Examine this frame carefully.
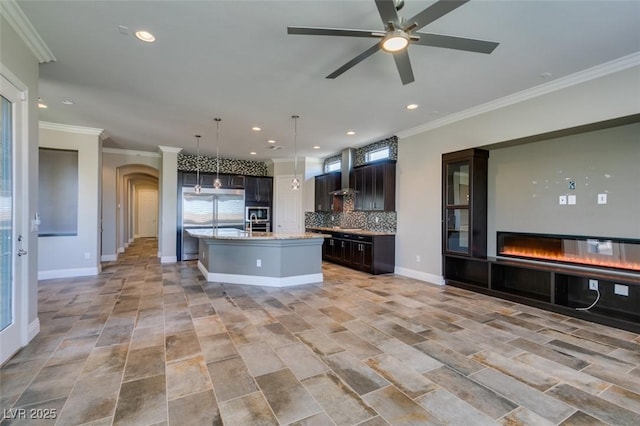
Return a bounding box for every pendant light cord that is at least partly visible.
[292,115,299,177]
[214,118,221,180]
[195,134,201,183]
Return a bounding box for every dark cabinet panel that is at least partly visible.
[180,172,245,189]
[314,172,341,212]
[246,176,273,203]
[442,149,488,258]
[317,231,394,275]
[352,161,395,211]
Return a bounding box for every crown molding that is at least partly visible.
[103,147,161,158]
[157,146,183,154]
[1,0,55,63]
[39,121,104,136]
[398,52,640,139]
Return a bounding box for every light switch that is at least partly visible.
[568,195,576,205]
[559,195,567,205]
[597,193,607,204]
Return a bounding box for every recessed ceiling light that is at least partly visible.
[134,30,155,43]
[346,131,355,136]
[38,102,48,109]
[61,100,74,105]
[312,146,320,149]
[406,104,419,110]
[250,151,257,155]
[252,127,261,132]
[267,139,276,144]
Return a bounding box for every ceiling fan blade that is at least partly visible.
[288,26,379,39]
[327,44,382,79]
[375,0,400,26]
[413,32,499,54]
[406,0,470,32]
[393,50,415,85]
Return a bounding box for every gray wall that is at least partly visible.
[487,122,640,256]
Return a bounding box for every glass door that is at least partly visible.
[0,76,23,365]
[445,161,470,254]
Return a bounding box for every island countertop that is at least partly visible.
[186,228,329,240]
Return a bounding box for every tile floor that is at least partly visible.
[1,237,640,425]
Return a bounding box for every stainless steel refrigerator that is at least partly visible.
[181,187,245,260]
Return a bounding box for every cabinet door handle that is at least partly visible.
[341,241,344,248]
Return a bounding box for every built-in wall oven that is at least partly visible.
[245,206,270,232]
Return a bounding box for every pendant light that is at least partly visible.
[291,114,300,190]
[194,134,202,194]
[213,118,222,189]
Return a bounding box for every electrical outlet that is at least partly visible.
[375,216,379,224]
[416,255,421,262]
[256,259,262,267]
[614,284,629,296]
[559,195,567,205]
[588,279,598,290]
[84,252,91,260]
[597,193,607,204]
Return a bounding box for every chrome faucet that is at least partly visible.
[249,213,258,234]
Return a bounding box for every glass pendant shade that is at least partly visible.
[291,177,300,190]
[213,178,222,189]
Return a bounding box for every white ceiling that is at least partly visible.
[16,0,640,161]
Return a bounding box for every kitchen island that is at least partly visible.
[186,228,328,287]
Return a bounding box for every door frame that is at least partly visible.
[0,70,30,365]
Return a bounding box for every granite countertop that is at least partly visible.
[306,226,396,236]
[186,228,329,240]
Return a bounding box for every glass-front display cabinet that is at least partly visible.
[442,149,489,257]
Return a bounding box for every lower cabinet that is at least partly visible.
[444,254,640,333]
[319,232,394,275]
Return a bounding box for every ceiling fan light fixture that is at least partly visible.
[381,30,409,52]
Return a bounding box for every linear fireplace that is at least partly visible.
[497,232,640,273]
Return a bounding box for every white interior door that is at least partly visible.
[274,175,303,233]
[1,75,25,365]
[137,189,158,237]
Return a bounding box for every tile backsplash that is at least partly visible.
[305,195,397,232]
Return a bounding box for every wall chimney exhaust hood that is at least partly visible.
[330,148,358,196]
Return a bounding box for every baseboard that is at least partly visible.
[124,242,129,248]
[394,267,444,286]
[157,251,162,258]
[117,247,125,253]
[38,267,99,280]
[129,237,134,243]
[160,256,177,264]
[101,254,118,262]
[198,261,322,287]
[27,318,40,342]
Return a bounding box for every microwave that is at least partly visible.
[246,206,270,222]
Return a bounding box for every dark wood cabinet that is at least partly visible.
[352,161,396,211]
[180,172,245,189]
[314,172,341,212]
[442,149,488,258]
[317,231,395,275]
[245,176,272,203]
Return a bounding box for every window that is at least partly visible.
[366,147,390,162]
[325,160,341,172]
[38,148,78,236]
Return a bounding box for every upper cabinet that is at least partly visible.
[245,176,273,204]
[180,172,245,189]
[314,172,341,212]
[352,160,396,211]
[442,148,488,258]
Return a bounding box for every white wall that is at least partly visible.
[395,64,640,285]
[38,124,103,278]
[1,14,41,326]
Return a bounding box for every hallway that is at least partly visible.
[1,238,640,425]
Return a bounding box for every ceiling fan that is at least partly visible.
[288,0,499,85]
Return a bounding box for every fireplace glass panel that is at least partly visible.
[497,232,640,272]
